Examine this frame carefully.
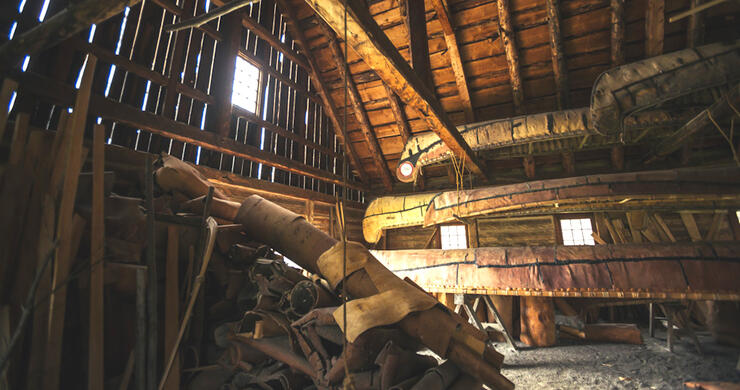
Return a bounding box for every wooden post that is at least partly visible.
[163,226,180,390]
[523,155,536,179]
[0,79,18,141]
[680,212,703,242]
[520,297,556,347]
[88,124,106,389]
[687,0,706,48]
[611,145,624,171]
[145,156,158,390]
[136,268,147,390]
[497,0,524,113]
[610,0,625,66]
[645,0,665,57]
[208,12,241,138]
[44,54,98,390]
[545,0,569,110]
[562,151,575,175]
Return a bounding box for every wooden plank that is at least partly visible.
[316,19,393,190]
[15,71,368,191]
[150,0,223,41]
[430,0,474,122]
[44,55,98,390]
[163,226,180,390]
[0,79,18,141]
[0,0,140,69]
[680,211,702,242]
[610,0,625,66]
[545,0,569,110]
[145,156,158,390]
[8,113,29,165]
[384,83,412,144]
[43,215,87,390]
[705,211,724,241]
[88,124,105,390]
[611,218,629,244]
[653,213,677,242]
[275,0,370,185]
[305,0,486,180]
[496,0,524,113]
[626,211,646,243]
[645,0,665,57]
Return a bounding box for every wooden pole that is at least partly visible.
[497,0,524,113]
[163,226,180,390]
[519,296,556,347]
[145,156,158,390]
[88,123,105,389]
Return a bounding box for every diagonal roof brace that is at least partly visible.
[303,0,488,182]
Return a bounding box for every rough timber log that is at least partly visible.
[370,242,740,300]
[303,0,486,180]
[365,166,740,244]
[177,193,511,389]
[520,297,555,347]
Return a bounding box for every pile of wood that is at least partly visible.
[0,66,512,388]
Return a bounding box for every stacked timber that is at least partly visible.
[0,104,513,390]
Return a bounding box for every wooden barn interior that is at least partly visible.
[1,0,740,388]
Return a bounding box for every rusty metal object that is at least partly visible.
[371,242,740,300]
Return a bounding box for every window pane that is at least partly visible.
[560,218,595,246]
[232,57,260,113]
[441,225,467,250]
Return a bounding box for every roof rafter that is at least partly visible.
[384,84,412,144]
[430,0,475,122]
[546,0,569,110]
[304,0,487,180]
[273,0,371,185]
[316,19,394,191]
[496,0,524,114]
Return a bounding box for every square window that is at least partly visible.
[232,56,260,113]
[440,225,467,250]
[560,218,595,246]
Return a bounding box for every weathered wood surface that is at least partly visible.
[371,242,740,300]
[304,0,486,179]
[363,166,740,243]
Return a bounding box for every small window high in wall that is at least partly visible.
[440,225,467,250]
[232,56,260,113]
[559,218,595,246]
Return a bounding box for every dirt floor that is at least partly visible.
[498,329,740,390]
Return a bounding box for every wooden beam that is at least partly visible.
[497,0,524,114]
[209,12,241,137]
[523,155,536,179]
[235,9,310,70]
[687,0,706,48]
[646,85,740,164]
[645,0,665,57]
[237,48,321,105]
[404,0,432,90]
[150,0,223,41]
[88,124,105,390]
[546,0,569,110]
[561,151,575,175]
[610,0,625,66]
[0,0,141,69]
[430,0,474,122]
[611,145,624,171]
[705,211,724,241]
[275,0,370,185]
[653,213,677,242]
[304,0,486,180]
[316,20,393,191]
[163,225,180,390]
[384,84,412,144]
[15,71,368,191]
[44,55,97,390]
[0,79,18,141]
[680,211,703,242]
